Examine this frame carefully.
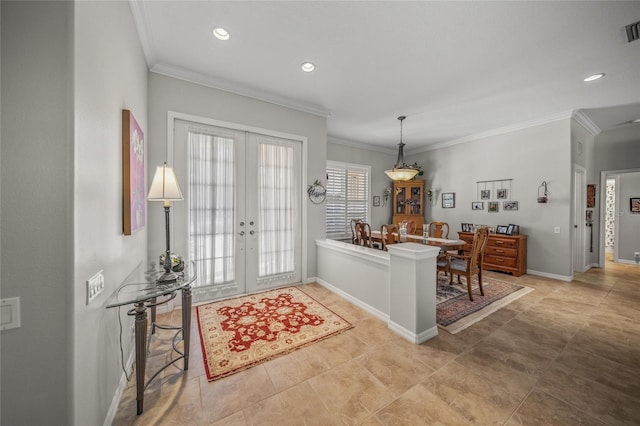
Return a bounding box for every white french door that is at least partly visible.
[173,120,302,301]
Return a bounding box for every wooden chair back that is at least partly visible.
[398,220,417,235]
[428,221,450,239]
[448,226,489,301]
[380,224,399,251]
[349,218,363,244]
[354,222,373,248]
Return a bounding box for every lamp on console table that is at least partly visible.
[148,162,183,283]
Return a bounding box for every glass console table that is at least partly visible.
[106,263,196,415]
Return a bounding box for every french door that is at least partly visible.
[173,120,302,301]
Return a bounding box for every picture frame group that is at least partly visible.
[496,224,518,235]
[461,223,474,232]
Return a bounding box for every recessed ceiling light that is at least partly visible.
[301,62,315,72]
[583,73,605,82]
[212,27,230,41]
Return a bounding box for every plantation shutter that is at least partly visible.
[325,161,370,237]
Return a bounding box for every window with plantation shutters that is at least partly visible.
[326,161,370,237]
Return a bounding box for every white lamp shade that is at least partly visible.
[148,164,184,201]
[385,168,420,181]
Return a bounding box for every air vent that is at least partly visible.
[626,20,640,43]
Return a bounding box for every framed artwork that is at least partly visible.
[587,184,596,208]
[472,202,484,210]
[481,189,490,200]
[488,201,499,212]
[442,192,455,208]
[496,225,509,234]
[373,195,381,207]
[122,109,145,235]
[503,201,519,211]
[506,224,516,235]
[461,223,474,232]
[631,197,640,213]
[497,189,507,199]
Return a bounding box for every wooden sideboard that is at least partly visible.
[458,232,527,277]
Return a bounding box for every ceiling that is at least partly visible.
[130,1,640,153]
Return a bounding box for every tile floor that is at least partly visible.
[113,259,640,425]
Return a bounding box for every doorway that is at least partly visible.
[172,119,303,302]
[573,165,588,273]
[604,178,617,263]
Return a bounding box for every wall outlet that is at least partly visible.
[86,270,105,305]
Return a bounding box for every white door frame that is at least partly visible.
[572,164,588,273]
[167,111,309,291]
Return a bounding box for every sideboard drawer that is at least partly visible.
[485,254,518,269]
[487,238,518,249]
[486,246,517,257]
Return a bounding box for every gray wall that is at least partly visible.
[407,119,573,278]
[617,172,640,261]
[592,124,640,264]
[327,141,396,230]
[73,1,149,425]
[1,2,73,424]
[147,73,327,279]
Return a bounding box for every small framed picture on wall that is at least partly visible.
[631,197,640,213]
[472,202,484,210]
[488,201,499,212]
[442,193,455,208]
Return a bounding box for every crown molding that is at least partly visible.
[128,0,157,68]
[151,64,332,118]
[572,110,601,136]
[327,136,397,155]
[407,110,576,155]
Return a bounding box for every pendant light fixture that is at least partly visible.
[385,116,419,181]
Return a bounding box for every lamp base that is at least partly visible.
[156,270,179,284]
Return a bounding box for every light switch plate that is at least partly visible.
[1,297,21,331]
[87,270,105,305]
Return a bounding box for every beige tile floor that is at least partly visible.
[114,258,640,425]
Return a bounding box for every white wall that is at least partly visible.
[592,124,640,265]
[327,141,396,229]
[407,119,573,278]
[147,73,327,279]
[73,2,149,425]
[1,2,73,424]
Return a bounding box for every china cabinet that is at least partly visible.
[392,180,425,232]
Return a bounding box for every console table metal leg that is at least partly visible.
[181,285,192,370]
[134,302,147,415]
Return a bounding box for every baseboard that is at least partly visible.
[103,346,134,426]
[526,269,573,282]
[616,259,640,265]
[302,276,317,284]
[312,277,389,323]
[388,321,438,344]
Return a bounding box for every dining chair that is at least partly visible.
[447,226,489,301]
[402,220,417,235]
[349,218,363,244]
[427,221,450,239]
[380,223,399,251]
[354,222,374,248]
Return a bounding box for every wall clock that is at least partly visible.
[307,179,327,204]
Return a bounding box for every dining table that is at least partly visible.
[370,230,466,251]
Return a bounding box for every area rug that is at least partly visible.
[196,286,352,381]
[437,275,533,334]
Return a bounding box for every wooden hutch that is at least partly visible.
[392,180,425,232]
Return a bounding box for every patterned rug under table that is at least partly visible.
[436,275,533,334]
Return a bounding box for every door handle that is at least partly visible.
[239,231,245,236]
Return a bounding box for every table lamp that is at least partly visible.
[148,162,183,283]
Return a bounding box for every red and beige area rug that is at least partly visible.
[196,286,352,381]
[437,275,533,334]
